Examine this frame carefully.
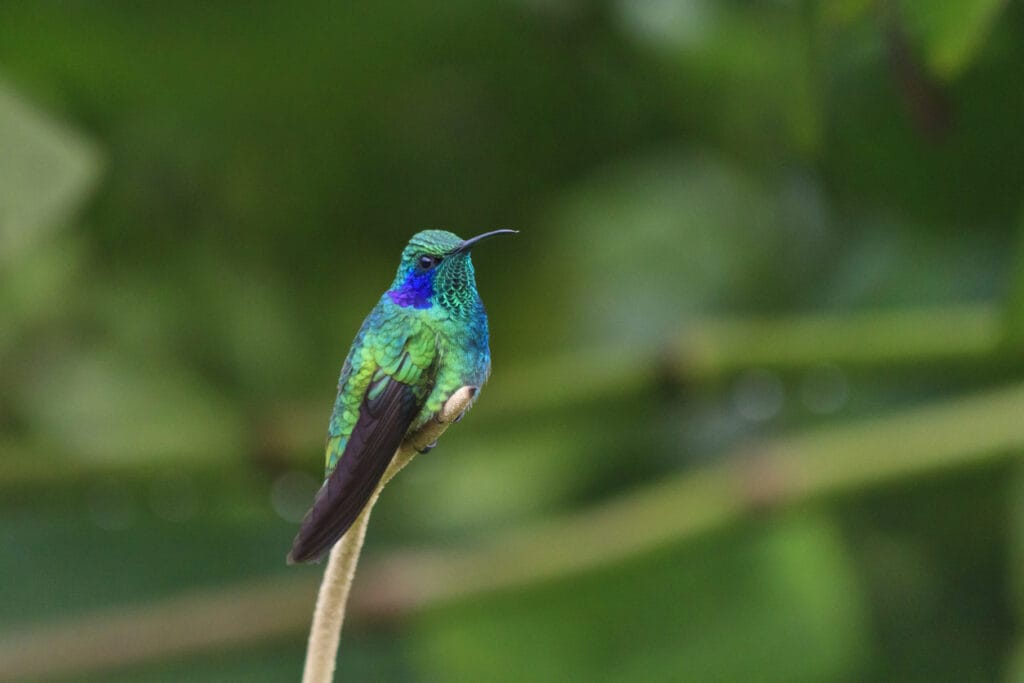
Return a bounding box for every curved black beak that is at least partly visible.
[450,229,518,255]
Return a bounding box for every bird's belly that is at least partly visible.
[412,334,490,431]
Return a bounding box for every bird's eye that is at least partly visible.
[418,254,440,270]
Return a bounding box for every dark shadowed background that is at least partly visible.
[3,1,1024,681]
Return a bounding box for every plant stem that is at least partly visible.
[299,386,479,683]
[352,379,1024,612]
[4,380,1024,682]
[491,304,1002,412]
[0,305,1004,488]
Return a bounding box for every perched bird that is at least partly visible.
[287,229,516,564]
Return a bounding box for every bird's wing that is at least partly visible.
[288,320,437,564]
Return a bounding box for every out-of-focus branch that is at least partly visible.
[882,3,951,139]
[354,378,1024,614]
[0,305,1003,487]
[668,304,999,381]
[0,576,317,683]
[262,304,1003,454]
[3,379,1024,682]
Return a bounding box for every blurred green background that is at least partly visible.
[3,0,1024,681]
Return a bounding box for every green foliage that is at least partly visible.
[1005,214,1024,349]
[1,0,1024,680]
[897,0,1008,78]
[0,78,100,262]
[413,512,869,683]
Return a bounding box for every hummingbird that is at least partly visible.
[287,229,517,564]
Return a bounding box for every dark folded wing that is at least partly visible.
[287,369,423,564]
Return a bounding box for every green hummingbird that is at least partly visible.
[287,229,517,564]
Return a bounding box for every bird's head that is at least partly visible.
[387,229,517,315]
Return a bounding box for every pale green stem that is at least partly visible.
[300,386,478,683]
[0,305,1005,487]
[491,304,1002,414]
[272,304,1006,453]
[352,379,1024,612]
[3,381,1024,682]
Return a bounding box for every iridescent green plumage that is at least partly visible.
[288,229,514,564]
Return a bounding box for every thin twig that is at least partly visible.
[300,385,479,683]
[4,381,1024,681]
[0,576,316,682]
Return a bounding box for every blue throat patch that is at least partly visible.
[388,269,434,309]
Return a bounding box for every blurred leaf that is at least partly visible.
[552,151,830,344]
[412,512,870,682]
[92,258,314,400]
[822,11,1024,227]
[616,0,821,157]
[16,349,245,465]
[820,0,874,27]
[843,462,1012,681]
[823,221,1005,307]
[0,234,85,355]
[0,76,101,263]
[898,0,1007,79]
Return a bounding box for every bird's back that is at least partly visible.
[324,299,440,475]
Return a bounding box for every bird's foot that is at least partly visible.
[433,386,478,424]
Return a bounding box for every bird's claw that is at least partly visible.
[433,386,478,424]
